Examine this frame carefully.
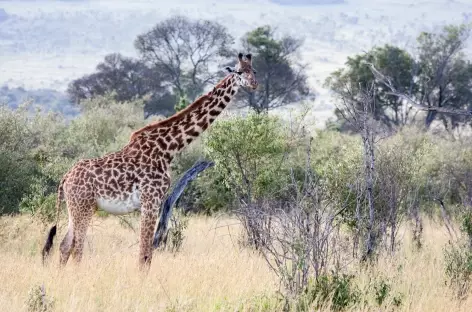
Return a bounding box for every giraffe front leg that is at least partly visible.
[138,199,160,270]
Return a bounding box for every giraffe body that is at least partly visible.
[42,53,258,269]
[96,186,141,215]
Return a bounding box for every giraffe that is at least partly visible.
[41,52,258,269]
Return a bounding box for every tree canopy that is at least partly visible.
[134,15,234,102]
[67,53,175,117]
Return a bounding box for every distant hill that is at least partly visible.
[271,0,345,4]
[0,85,79,117]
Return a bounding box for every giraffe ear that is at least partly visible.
[245,53,252,63]
[225,66,234,73]
[238,53,244,66]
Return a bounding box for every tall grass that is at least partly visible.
[0,214,471,311]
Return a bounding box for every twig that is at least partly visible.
[436,198,459,240]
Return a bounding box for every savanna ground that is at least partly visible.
[0,214,470,312]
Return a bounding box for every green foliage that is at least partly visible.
[204,113,288,203]
[461,212,472,246]
[171,143,234,215]
[309,130,362,225]
[134,15,234,102]
[245,25,285,59]
[19,177,57,225]
[174,92,189,112]
[0,150,39,215]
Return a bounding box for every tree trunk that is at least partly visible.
[362,110,376,260]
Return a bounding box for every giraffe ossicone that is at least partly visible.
[41,52,258,270]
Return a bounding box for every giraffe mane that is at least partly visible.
[129,74,233,142]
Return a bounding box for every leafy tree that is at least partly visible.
[67,53,175,117]
[237,25,311,113]
[134,15,234,102]
[325,45,415,131]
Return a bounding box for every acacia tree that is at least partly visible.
[134,15,234,102]
[67,53,174,117]
[237,25,311,113]
[327,24,472,131]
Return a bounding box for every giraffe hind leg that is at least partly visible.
[71,203,94,264]
[59,225,74,266]
[59,201,94,266]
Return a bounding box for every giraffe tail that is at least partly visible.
[41,178,65,264]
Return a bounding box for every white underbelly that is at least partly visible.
[96,188,141,215]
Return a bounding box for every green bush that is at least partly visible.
[0,95,149,216]
[204,113,288,204]
[60,94,149,158]
[309,130,362,226]
[19,177,57,225]
[0,103,42,215]
[0,150,38,215]
[170,141,234,215]
[297,273,360,311]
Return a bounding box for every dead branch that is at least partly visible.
[366,62,472,117]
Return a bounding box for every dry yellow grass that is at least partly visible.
[0,215,276,311]
[0,214,471,311]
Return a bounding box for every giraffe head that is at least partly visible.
[226,53,258,91]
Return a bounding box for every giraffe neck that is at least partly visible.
[127,74,240,159]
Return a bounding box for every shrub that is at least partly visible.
[298,273,360,311]
[60,94,149,158]
[19,177,57,226]
[444,210,472,299]
[0,96,150,216]
[0,150,39,215]
[26,285,55,312]
[0,103,41,215]
[204,112,288,203]
[171,141,234,215]
[167,211,189,253]
[444,242,472,299]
